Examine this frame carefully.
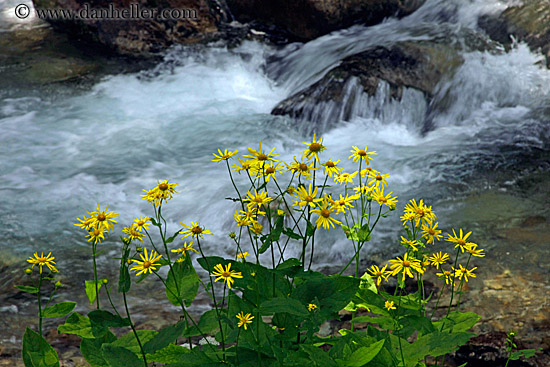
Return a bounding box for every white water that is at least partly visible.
[1,0,549,273]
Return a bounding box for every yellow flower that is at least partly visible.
[421,221,443,244]
[368,172,390,188]
[236,312,254,330]
[301,134,326,163]
[384,300,396,310]
[212,148,238,162]
[141,180,179,206]
[427,252,449,269]
[334,171,358,185]
[251,160,284,182]
[243,189,273,210]
[249,222,263,235]
[367,265,391,286]
[171,242,198,256]
[243,141,278,167]
[130,248,163,276]
[211,263,243,288]
[292,183,322,208]
[86,204,119,231]
[404,199,436,225]
[322,159,342,177]
[372,187,398,208]
[180,221,213,239]
[287,157,317,180]
[436,269,454,285]
[400,211,416,226]
[74,215,94,230]
[329,193,357,214]
[400,236,421,251]
[465,243,485,257]
[27,252,57,274]
[133,216,151,231]
[86,227,105,244]
[389,253,424,281]
[311,200,342,230]
[308,303,317,311]
[349,146,377,164]
[446,228,474,252]
[234,211,253,227]
[236,252,249,259]
[123,225,145,242]
[230,158,254,174]
[360,166,380,177]
[353,185,373,195]
[453,264,477,282]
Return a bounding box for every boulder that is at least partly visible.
[225,0,426,41]
[479,0,550,66]
[32,0,223,55]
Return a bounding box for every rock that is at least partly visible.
[271,41,462,132]
[32,0,222,56]
[479,0,550,66]
[225,0,426,41]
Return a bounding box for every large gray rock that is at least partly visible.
[32,0,223,55]
[225,0,426,41]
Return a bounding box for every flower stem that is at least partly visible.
[122,289,148,367]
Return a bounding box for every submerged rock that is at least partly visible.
[225,0,426,41]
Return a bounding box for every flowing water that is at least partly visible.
[1,0,549,349]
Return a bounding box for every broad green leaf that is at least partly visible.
[300,344,338,367]
[58,313,103,339]
[85,280,104,305]
[22,327,59,367]
[16,285,39,294]
[146,344,190,364]
[183,309,219,337]
[80,331,117,367]
[306,220,316,237]
[101,345,141,367]
[165,260,199,307]
[42,302,76,318]
[283,228,302,240]
[509,349,537,360]
[89,310,131,329]
[293,275,360,316]
[357,224,371,242]
[260,298,309,318]
[118,246,131,293]
[399,331,475,367]
[433,311,480,333]
[112,330,157,355]
[143,320,186,354]
[196,256,226,273]
[338,339,385,367]
[165,230,181,244]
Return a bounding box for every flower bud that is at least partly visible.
[228,232,236,239]
[55,281,62,288]
[25,268,33,275]
[136,247,143,253]
[102,278,109,284]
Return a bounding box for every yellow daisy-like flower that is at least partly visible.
[243,141,278,167]
[86,204,119,231]
[311,200,342,231]
[384,300,396,311]
[349,146,377,164]
[123,225,145,243]
[141,180,179,207]
[371,187,398,208]
[230,158,254,174]
[252,160,284,182]
[301,134,326,163]
[171,241,198,256]
[243,189,273,210]
[236,252,249,259]
[179,221,213,239]
[400,211,416,226]
[133,216,151,232]
[322,159,342,177]
[360,166,380,177]
[353,185,374,195]
[400,236,421,251]
[421,221,443,244]
[130,248,163,276]
[453,264,477,282]
[445,228,474,252]
[236,312,254,330]
[427,252,449,269]
[465,243,485,257]
[211,263,243,288]
[234,212,253,227]
[74,215,94,230]
[368,264,391,286]
[389,253,424,281]
[334,171,358,185]
[86,227,106,244]
[212,148,238,162]
[329,193,357,214]
[27,252,57,274]
[287,157,317,180]
[249,222,263,235]
[292,183,322,208]
[436,269,454,285]
[404,199,436,225]
[368,172,390,188]
[308,303,317,311]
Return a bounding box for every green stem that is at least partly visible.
[122,290,148,367]
[37,275,43,337]
[92,242,100,310]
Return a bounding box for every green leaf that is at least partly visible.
[165,230,181,244]
[283,228,302,240]
[300,344,338,367]
[260,298,309,318]
[112,330,157,355]
[293,275,360,316]
[357,224,371,242]
[196,256,226,273]
[16,285,39,294]
[509,349,537,360]
[89,310,131,329]
[118,247,131,293]
[433,312,480,333]
[166,260,199,307]
[143,320,186,354]
[100,345,141,367]
[338,339,385,367]
[22,327,60,367]
[58,313,100,339]
[306,220,316,237]
[42,302,76,318]
[146,344,190,364]
[85,280,104,306]
[80,331,117,367]
[183,309,219,337]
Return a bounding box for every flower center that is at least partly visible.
[258,153,267,161]
[339,200,346,206]
[93,229,101,236]
[358,150,367,156]
[402,260,411,267]
[416,208,424,216]
[444,271,451,276]
[376,174,382,181]
[222,271,231,278]
[143,261,151,268]
[299,163,308,171]
[326,161,335,167]
[428,228,435,235]
[253,196,263,203]
[321,209,331,218]
[137,220,145,226]
[158,183,169,191]
[305,195,313,202]
[458,239,465,246]
[192,226,203,234]
[97,214,106,222]
[309,142,322,152]
[379,196,387,203]
[265,167,275,174]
